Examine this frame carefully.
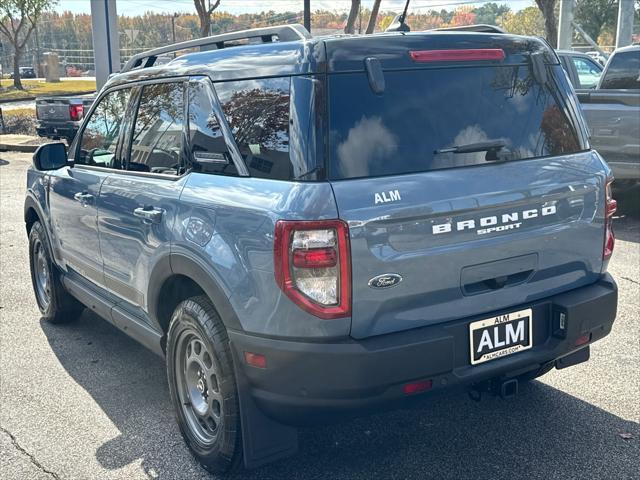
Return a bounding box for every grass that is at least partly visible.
[2,107,36,117]
[0,79,96,101]
[1,106,37,136]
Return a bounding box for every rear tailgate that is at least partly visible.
[36,97,72,121]
[324,33,609,339]
[331,153,607,339]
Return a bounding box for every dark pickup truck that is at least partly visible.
[35,94,95,143]
[576,45,640,188]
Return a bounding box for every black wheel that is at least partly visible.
[166,295,242,475]
[28,221,82,323]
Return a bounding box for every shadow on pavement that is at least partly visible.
[42,311,639,480]
[0,158,9,166]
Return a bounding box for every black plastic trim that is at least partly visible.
[230,274,617,425]
[147,253,244,332]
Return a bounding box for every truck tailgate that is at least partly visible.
[36,98,72,121]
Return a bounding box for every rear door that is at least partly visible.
[325,41,608,339]
[97,80,186,320]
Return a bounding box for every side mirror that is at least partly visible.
[33,142,68,171]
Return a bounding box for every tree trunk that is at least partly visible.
[13,51,23,90]
[345,0,361,34]
[366,0,382,34]
[199,12,210,37]
[535,0,558,47]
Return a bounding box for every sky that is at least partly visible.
[57,0,534,16]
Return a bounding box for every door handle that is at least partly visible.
[133,206,164,224]
[73,192,94,205]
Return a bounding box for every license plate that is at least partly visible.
[469,308,532,365]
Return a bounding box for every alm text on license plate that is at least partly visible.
[469,308,533,365]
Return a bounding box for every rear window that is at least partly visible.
[328,65,586,180]
[600,50,640,90]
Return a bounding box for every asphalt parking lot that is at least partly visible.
[1,151,638,480]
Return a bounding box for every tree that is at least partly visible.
[366,0,382,34]
[445,6,477,27]
[0,0,56,89]
[574,0,618,44]
[193,0,220,37]
[473,3,511,25]
[534,0,558,46]
[499,7,546,36]
[221,88,289,151]
[344,0,360,34]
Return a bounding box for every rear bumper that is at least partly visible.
[229,274,617,425]
[36,122,79,139]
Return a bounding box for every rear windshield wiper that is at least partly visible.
[435,140,506,155]
[435,140,510,162]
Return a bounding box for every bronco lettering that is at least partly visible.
[432,205,556,235]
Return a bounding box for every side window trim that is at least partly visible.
[71,85,133,166]
[193,76,249,176]
[180,79,190,175]
[118,85,143,172]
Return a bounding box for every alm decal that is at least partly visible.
[374,190,401,205]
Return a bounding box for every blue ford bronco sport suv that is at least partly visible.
[25,24,618,474]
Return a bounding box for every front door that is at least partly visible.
[48,87,132,286]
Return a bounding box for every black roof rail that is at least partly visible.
[432,24,506,34]
[121,24,311,73]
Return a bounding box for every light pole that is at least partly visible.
[557,0,574,49]
[90,0,121,89]
[616,0,635,48]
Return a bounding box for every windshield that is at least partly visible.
[328,64,587,180]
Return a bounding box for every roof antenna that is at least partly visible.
[385,0,411,32]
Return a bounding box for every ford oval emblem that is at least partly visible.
[368,273,403,289]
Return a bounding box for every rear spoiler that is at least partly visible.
[432,24,506,34]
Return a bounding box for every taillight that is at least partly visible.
[69,104,84,121]
[603,178,616,261]
[409,48,505,63]
[274,220,351,319]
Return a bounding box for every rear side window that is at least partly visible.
[571,56,602,89]
[129,82,185,175]
[215,78,292,180]
[328,65,586,180]
[187,79,234,175]
[600,50,640,89]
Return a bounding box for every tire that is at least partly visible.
[166,295,242,475]
[28,221,83,323]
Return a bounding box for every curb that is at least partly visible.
[0,143,38,153]
[0,90,96,104]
